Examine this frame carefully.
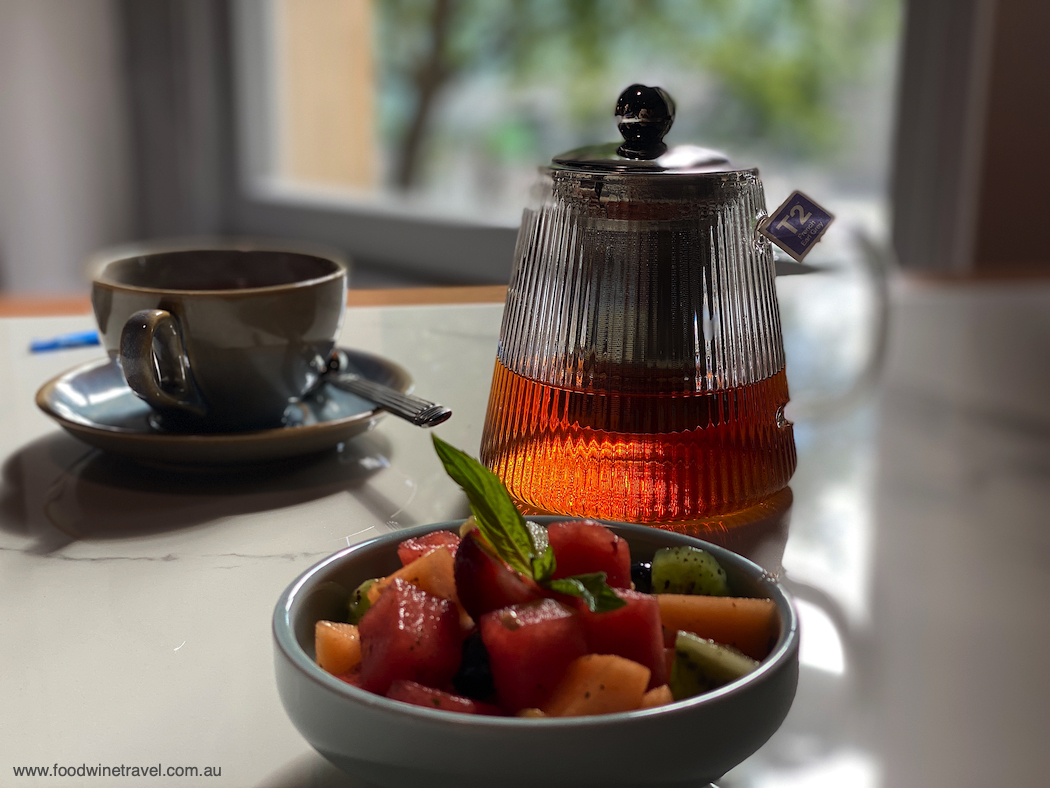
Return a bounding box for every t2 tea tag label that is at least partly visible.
[759,191,834,262]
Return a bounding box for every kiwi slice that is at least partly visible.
[650,546,730,596]
[346,578,377,624]
[669,631,759,700]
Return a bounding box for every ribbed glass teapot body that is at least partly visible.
[480,167,796,523]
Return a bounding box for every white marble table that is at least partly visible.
[1,279,1047,787]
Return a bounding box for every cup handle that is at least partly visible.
[119,309,207,418]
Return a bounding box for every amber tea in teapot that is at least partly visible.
[480,85,803,524]
[483,364,794,522]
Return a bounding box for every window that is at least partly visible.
[227,0,904,282]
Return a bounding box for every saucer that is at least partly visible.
[35,348,412,466]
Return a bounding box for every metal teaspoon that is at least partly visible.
[325,350,452,428]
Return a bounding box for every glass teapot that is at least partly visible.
[479,85,799,526]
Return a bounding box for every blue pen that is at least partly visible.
[29,329,101,353]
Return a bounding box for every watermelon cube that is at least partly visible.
[573,589,668,689]
[386,680,502,715]
[358,578,463,695]
[454,530,544,620]
[480,599,589,712]
[548,520,632,588]
[336,664,364,688]
[397,530,461,566]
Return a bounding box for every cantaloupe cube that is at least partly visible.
[368,547,458,604]
[314,621,362,675]
[541,654,650,717]
[640,684,674,709]
[657,594,779,661]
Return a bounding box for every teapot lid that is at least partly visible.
[551,84,737,173]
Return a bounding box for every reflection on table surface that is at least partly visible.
[0,278,1048,787]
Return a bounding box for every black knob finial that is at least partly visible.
[615,84,675,159]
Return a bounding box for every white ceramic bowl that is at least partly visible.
[273,518,799,788]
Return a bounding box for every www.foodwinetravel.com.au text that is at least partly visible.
[12,763,221,778]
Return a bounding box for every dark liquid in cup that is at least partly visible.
[481,360,796,522]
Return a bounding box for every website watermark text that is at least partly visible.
[12,763,221,778]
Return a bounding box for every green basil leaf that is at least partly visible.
[531,544,557,584]
[432,435,534,577]
[525,521,555,583]
[430,437,626,615]
[547,573,627,613]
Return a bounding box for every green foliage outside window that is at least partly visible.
[376,0,900,191]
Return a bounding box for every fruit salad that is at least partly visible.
[312,437,781,718]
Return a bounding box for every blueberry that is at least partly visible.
[631,561,653,594]
[452,631,495,701]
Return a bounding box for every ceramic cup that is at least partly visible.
[90,243,348,433]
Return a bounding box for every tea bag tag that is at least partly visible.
[759,191,834,262]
